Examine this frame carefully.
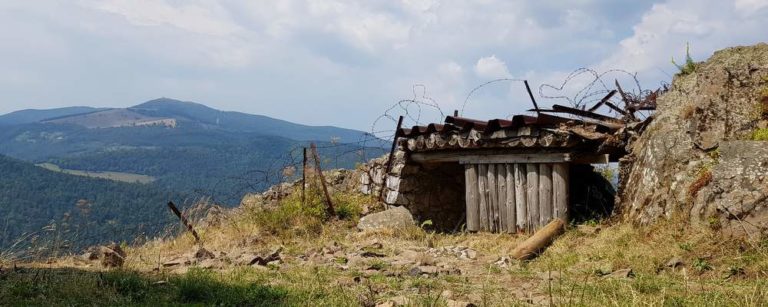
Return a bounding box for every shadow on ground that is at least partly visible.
[0,266,287,306]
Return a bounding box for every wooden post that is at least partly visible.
[487,164,498,232]
[539,164,553,226]
[465,165,479,232]
[497,165,507,233]
[478,164,489,231]
[310,143,335,217]
[167,201,200,244]
[526,164,539,231]
[514,164,527,232]
[302,147,307,206]
[553,163,569,222]
[505,164,516,233]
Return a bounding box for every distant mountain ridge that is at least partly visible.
[0,98,376,144]
[0,106,107,126]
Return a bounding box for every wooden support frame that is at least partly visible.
[410,150,609,164]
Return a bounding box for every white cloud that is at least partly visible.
[596,0,768,85]
[474,55,512,79]
[2,1,768,129]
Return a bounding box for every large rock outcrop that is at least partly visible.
[618,43,768,236]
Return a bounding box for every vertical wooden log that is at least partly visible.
[539,163,553,226]
[478,164,489,231]
[497,165,507,233]
[487,164,498,232]
[514,164,527,232]
[505,164,516,233]
[553,163,570,222]
[302,147,307,206]
[526,164,539,231]
[465,165,480,232]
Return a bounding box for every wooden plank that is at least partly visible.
[505,164,516,233]
[409,150,571,164]
[497,164,507,233]
[539,163,553,226]
[514,164,527,232]
[477,164,489,231]
[553,163,569,222]
[464,165,479,232]
[487,164,498,232]
[459,153,571,164]
[526,164,539,231]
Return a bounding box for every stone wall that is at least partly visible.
[359,146,466,230]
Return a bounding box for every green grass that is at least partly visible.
[751,128,768,141]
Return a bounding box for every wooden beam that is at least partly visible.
[487,164,498,232]
[497,165,507,233]
[526,164,539,232]
[478,164,489,231]
[514,164,527,232]
[464,165,479,232]
[505,164,517,233]
[553,163,569,222]
[410,151,572,164]
[538,164,553,226]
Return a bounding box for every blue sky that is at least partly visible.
[1,0,767,133]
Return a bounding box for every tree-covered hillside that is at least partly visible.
[0,155,182,251]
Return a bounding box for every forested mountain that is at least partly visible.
[0,98,385,205]
[0,154,181,250]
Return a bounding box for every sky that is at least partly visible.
[1,0,767,133]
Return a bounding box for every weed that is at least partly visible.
[678,242,693,252]
[672,43,697,76]
[692,258,712,273]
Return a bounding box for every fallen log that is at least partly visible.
[511,218,566,260]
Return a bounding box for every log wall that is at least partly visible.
[465,163,569,232]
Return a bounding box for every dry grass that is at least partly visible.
[6,187,768,306]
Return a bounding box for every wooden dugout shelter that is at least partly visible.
[395,113,624,233]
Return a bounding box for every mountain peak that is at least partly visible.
[132,98,213,110]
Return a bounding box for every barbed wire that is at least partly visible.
[1,67,666,261]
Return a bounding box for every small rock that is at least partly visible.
[494,256,511,268]
[441,290,453,299]
[605,268,634,279]
[99,243,127,268]
[360,251,386,258]
[665,257,684,268]
[163,257,191,267]
[460,249,477,260]
[408,265,439,276]
[446,299,476,307]
[194,247,216,260]
[357,206,415,231]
